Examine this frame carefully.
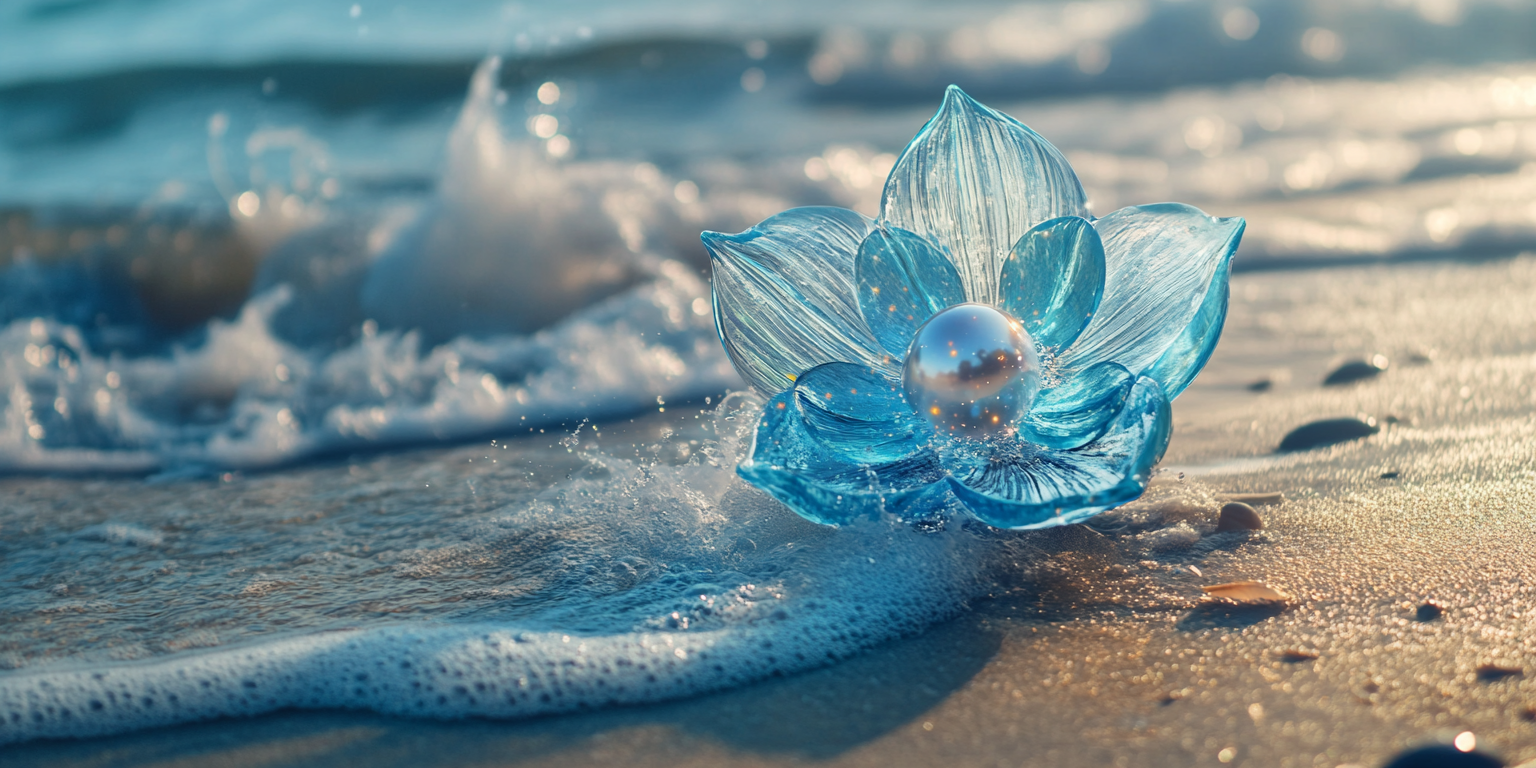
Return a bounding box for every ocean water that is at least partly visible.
[3,0,1536,745]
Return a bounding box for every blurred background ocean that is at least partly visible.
[3,0,1536,473]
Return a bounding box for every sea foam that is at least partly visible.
[0,58,741,474]
[0,398,1022,744]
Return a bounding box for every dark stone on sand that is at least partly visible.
[1381,471,1401,479]
[1247,378,1273,392]
[1323,358,1388,386]
[1415,602,1443,621]
[1279,649,1318,663]
[1277,417,1380,452]
[1215,502,1263,532]
[1476,664,1524,682]
[1382,745,1503,768]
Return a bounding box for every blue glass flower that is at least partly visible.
[702,87,1244,530]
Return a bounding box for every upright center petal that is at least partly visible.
[902,304,1041,435]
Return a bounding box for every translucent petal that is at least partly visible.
[794,362,915,464]
[1019,361,1133,450]
[1058,204,1243,380]
[704,207,886,395]
[881,86,1089,306]
[998,216,1105,351]
[855,226,966,358]
[1143,248,1233,400]
[945,376,1171,530]
[739,390,948,526]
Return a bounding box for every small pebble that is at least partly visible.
[1278,417,1379,452]
[1415,602,1443,621]
[1476,664,1524,682]
[1202,581,1287,605]
[1215,502,1263,532]
[1323,356,1388,386]
[1382,745,1502,768]
[1278,649,1319,663]
[1246,378,1273,392]
[1380,471,1401,479]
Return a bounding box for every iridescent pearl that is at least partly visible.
[902,303,1042,435]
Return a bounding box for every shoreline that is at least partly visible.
[5,253,1536,765]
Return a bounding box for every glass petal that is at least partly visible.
[704,206,886,395]
[794,362,915,464]
[998,216,1105,351]
[739,389,949,526]
[856,227,966,358]
[1019,361,1133,450]
[1058,204,1243,381]
[944,376,1171,530]
[881,86,1089,306]
[1143,246,1234,400]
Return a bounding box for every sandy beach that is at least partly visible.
[5,253,1535,767]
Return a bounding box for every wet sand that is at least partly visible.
[7,254,1536,767]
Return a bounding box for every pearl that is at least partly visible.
[902,304,1041,435]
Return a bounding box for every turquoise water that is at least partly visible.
[3,0,1536,744]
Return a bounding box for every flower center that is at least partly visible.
[901,304,1042,435]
